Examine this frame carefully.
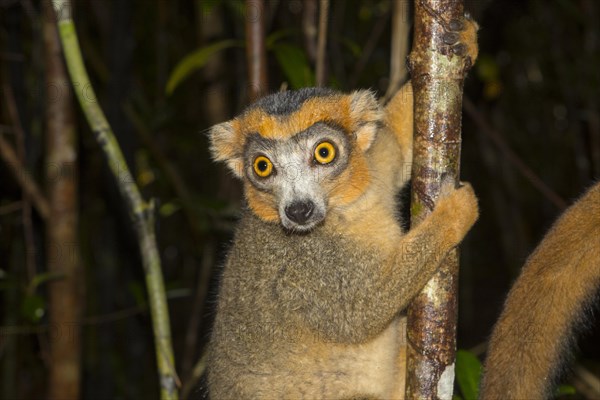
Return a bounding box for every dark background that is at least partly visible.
[0,0,598,398]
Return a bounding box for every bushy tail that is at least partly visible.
[481,182,600,400]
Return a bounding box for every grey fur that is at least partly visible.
[245,87,339,116]
[206,84,479,399]
[208,185,477,398]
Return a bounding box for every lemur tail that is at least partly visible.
[481,182,600,400]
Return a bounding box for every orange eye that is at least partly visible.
[314,141,336,164]
[253,156,273,177]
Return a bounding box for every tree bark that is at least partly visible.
[245,0,268,100]
[405,1,473,399]
[315,0,329,87]
[384,0,411,102]
[43,3,82,399]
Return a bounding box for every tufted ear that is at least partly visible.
[208,121,244,178]
[348,90,384,152]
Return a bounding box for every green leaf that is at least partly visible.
[555,384,576,397]
[266,29,295,49]
[28,272,65,293]
[271,43,315,89]
[199,0,223,16]
[159,201,181,218]
[338,36,362,58]
[224,0,245,19]
[21,294,46,323]
[476,54,500,83]
[166,39,239,95]
[128,281,147,308]
[455,349,482,400]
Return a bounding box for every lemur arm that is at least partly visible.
[274,181,478,344]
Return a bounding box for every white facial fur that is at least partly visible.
[244,123,350,232]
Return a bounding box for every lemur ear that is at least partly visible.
[348,90,384,152]
[208,121,244,178]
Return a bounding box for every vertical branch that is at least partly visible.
[384,0,411,102]
[3,84,37,281]
[245,0,268,100]
[302,0,318,65]
[315,0,329,86]
[406,0,473,399]
[348,11,390,88]
[180,241,215,400]
[50,1,179,399]
[42,3,82,399]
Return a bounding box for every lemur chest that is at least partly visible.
[248,316,406,399]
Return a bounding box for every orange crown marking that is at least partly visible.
[235,95,355,141]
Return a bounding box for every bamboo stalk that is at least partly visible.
[50,2,179,399]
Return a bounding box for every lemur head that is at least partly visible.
[209,88,383,232]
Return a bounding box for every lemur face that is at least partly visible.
[209,88,383,232]
[242,123,350,231]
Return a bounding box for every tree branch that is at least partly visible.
[0,133,50,220]
[406,0,474,398]
[384,0,411,102]
[315,0,329,86]
[463,96,567,210]
[51,1,179,398]
[43,2,83,398]
[245,0,268,100]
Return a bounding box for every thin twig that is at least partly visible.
[302,0,318,64]
[181,240,215,397]
[0,135,50,220]
[181,352,208,400]
[245,0,268,100]
[0,52,25,62]
[464,96,568,210]
[0,305,146,336]
[123,103,204,242]
[3,83,37,283]
[315,0,329,86]
[572,365,600,400]
[349,10,391,88]
[328,1,348,86]
[0,201,22,215]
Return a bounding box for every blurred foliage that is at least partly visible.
[454,349,578,400]
[166,39,240,95]
[271,42,315,88]
[455,349,482,400]
[0,0,599,398]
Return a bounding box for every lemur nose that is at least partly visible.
[285,201,315,225]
